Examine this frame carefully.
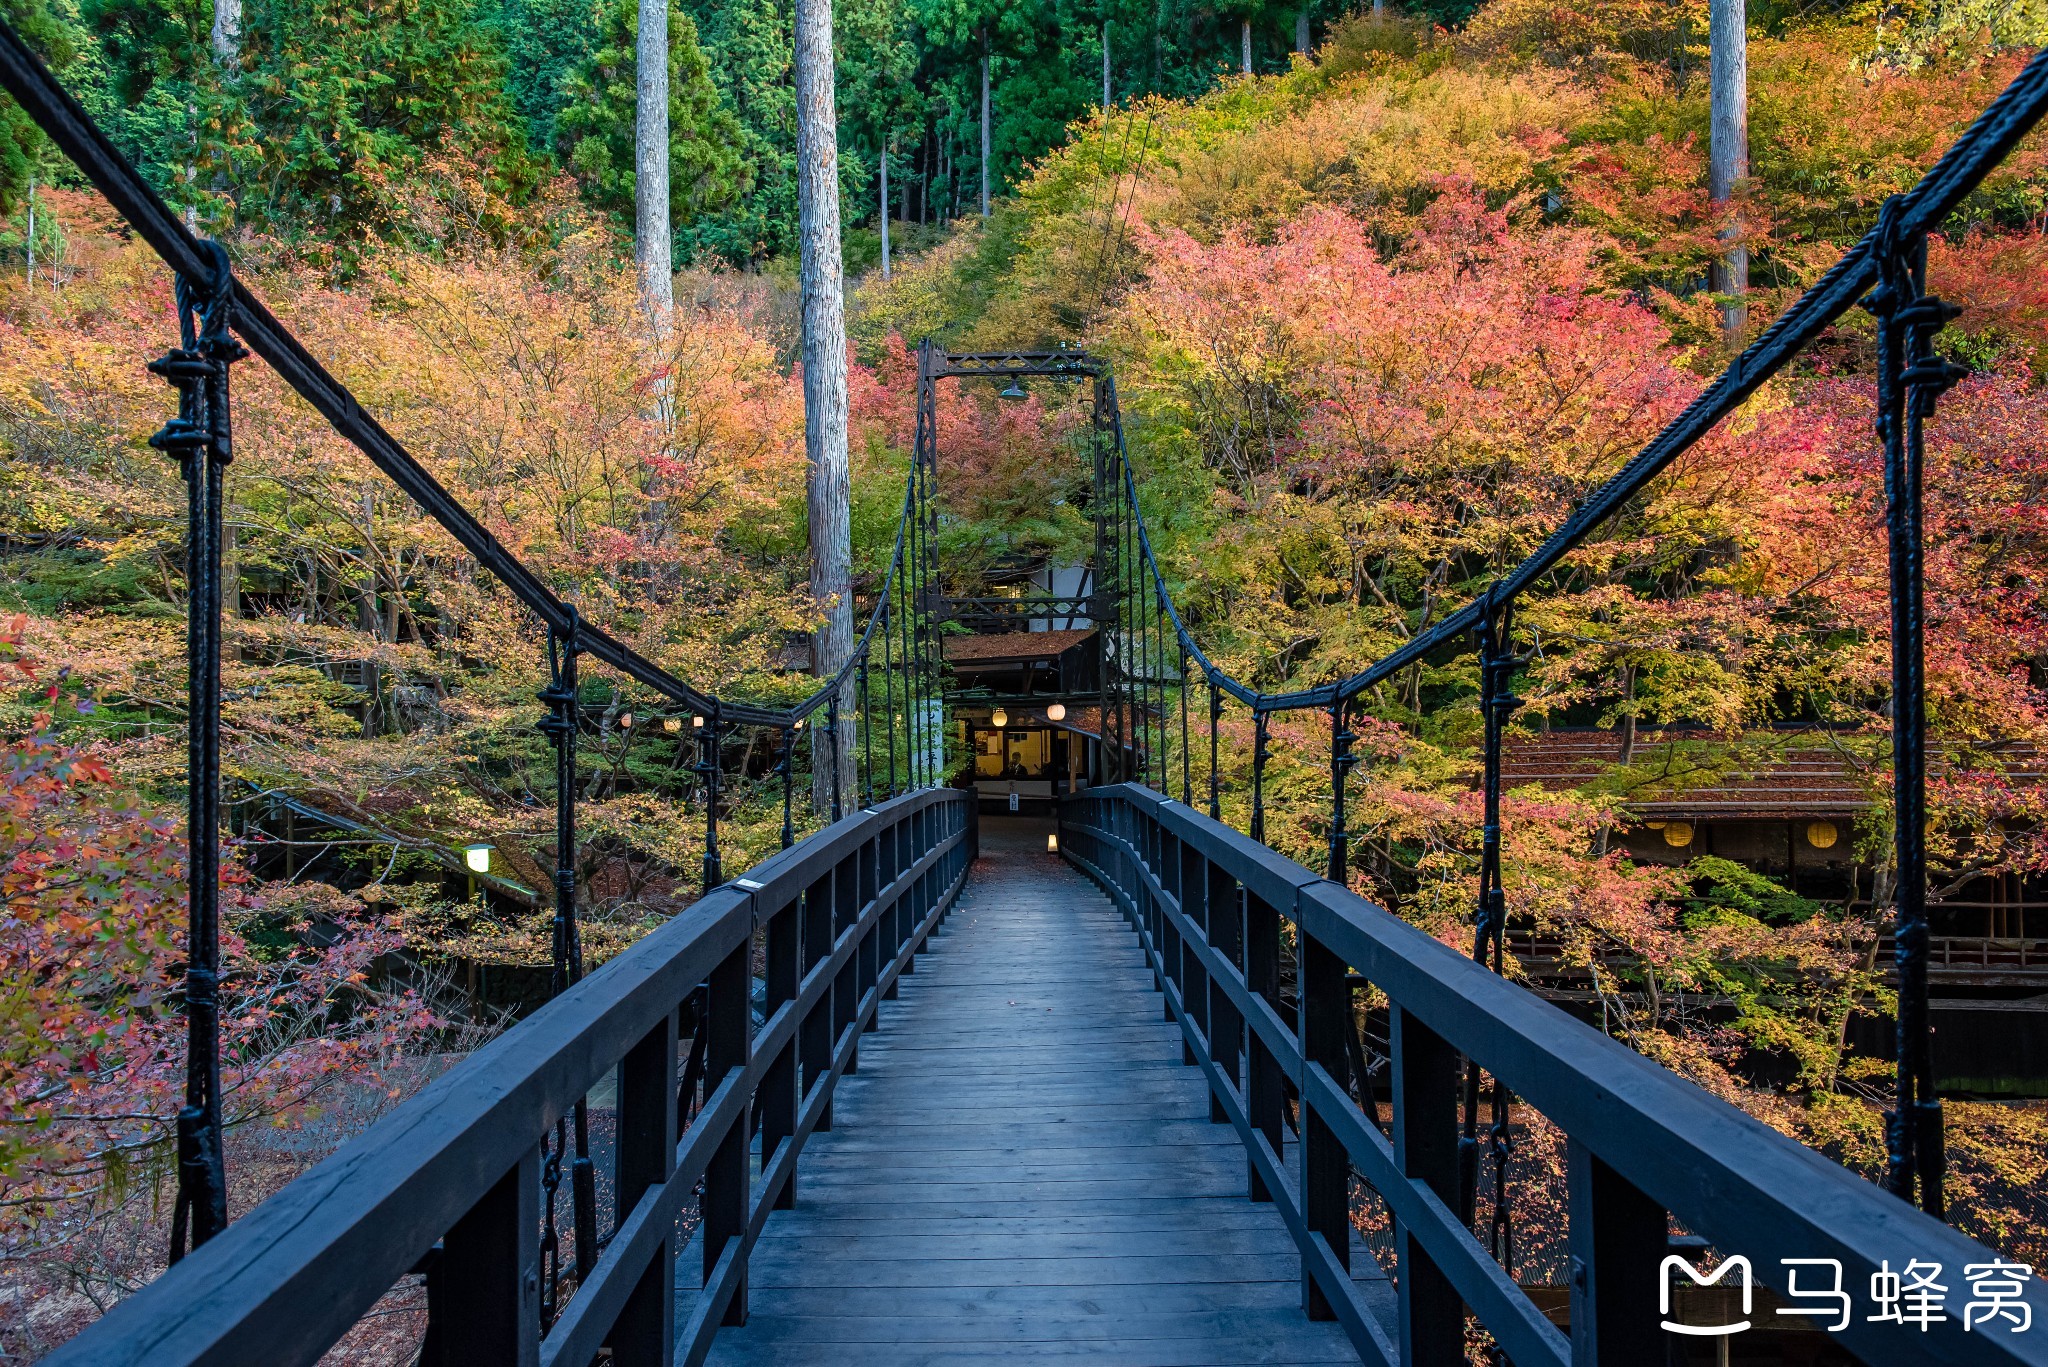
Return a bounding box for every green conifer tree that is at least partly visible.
[0,0,77,215]
[556,0,745,239]
[499,0,602,155]
[679,0,794,260]
[234,0,533,240]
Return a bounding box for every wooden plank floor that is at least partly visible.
[700,816,1362,1366]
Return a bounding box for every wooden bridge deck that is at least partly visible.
[699,817,1363,1366]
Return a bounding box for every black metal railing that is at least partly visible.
[1060,785,2048,1367]
[1084,49,2048,1237]
[48,788,974,1367]
[0,13,952,1324]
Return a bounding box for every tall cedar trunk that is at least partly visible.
[879,143,891,279]
[1241,19,1252,73]
[1709,0,1748,346]
[213,0,241,644]
[796,0,857,812]
[1295,9,1309,52]
[979,33,991,217]
[1102,21,1111,106]
[635,0,674,327]
[211,0,240,60]
[636,0,675,556]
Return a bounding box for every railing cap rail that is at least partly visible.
[1067,789,2048,1367]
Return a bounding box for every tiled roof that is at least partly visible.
[1503,729,2044,818]
[943,628,1095,663]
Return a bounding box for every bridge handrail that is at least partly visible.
[0,15,958,1279]
[47,789,976,1367]
[1088,44,2048,1225]
[1061,784,2048,1367]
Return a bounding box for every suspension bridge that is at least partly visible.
[6,18,2048,1367]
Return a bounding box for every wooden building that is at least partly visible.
[1503,728,2048,1094]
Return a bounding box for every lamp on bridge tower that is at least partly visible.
[999,378,1028,401]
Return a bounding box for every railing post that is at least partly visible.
[1463,597,1521,1267]
[1157,820,1181,1026]
[860,834,883,1019]
[1179,646,1193,804]
[1392,1004,1463,1366]
[881,828,909,994]
[1206,860,1241,1126]
[826,696,844,823]
[858,656,873,808]
[431,1146,540,1367]
[1177,836,1209,1064]
[1868,199,1961,1217]
[883,601,899,798]
[700,704,724,893]
[834,851,861,1072]
[609,1007,679,1366]
[1300,929,1350,1320]
[1566,1138,1667,1365]
[801,871,835,1132]
[702,938,750,1326]
[1250,710,1269,844]
[1328,700,1355,883]
[154,244,242,1263]
[760,893,801,1210]
[1208,683,1223,822]
[1244,888,1283,1202]
[535,616,596,1322]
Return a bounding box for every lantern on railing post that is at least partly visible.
[154,240,242,1265]
[1867,196,1964,1219]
